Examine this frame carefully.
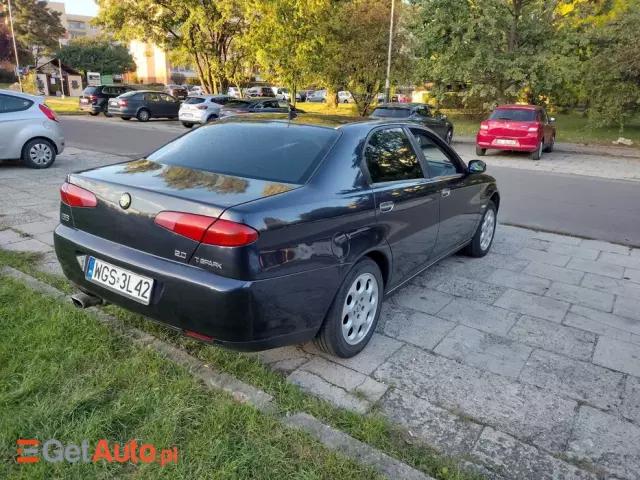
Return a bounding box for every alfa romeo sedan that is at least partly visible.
[54,115,499,358]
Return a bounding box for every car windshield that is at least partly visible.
[184,97,205,104]
[225,100,251,108]
[147,122,341,184]
[370,108,411,118]
[489,109,536,121]
[82,87,99,95]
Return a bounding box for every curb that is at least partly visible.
[1,265,435,480]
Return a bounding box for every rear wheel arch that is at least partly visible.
[363,250,390,291]
[23,136,58,154]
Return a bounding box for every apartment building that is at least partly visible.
[46,1,101,43]
[127,40,197,85]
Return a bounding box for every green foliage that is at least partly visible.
[581,1,640,129]
[55,36,136,75]
[1,0,66,66]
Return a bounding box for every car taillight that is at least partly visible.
[528,126,540,132]
[39,104,58,121]
[119,100,128,107]
[154,211,259,246]
[88,95,97,103]
[60,182,97,208]
[197,105,208,110]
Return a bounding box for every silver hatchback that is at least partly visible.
[0,90,65,169]
[178,95,231,128]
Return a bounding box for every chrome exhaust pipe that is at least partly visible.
[71,292,103,309]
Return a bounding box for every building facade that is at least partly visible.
[46,1,102,43]
[127,40,197,85]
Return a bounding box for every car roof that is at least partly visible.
[0,89,43,103]
[194,94,229,98]
[494,104,540,110]
[375,102,423,109]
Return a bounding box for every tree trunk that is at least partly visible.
[507,0,521,53]
[327,89,338,108]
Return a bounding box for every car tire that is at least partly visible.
[475,146,486,156]
[343,100,348,104]
[544,135,555,153]
[206,115,218,123]
[102,103,113,118]
[313,257,383,358]
[121,117,131,121]
[137,109,150,122]
[463,200,497,258]
[181,121,194,128]
[445,128,453,145]
[89,112,99,116]
[21,138,56,169]
[530,141,543,160]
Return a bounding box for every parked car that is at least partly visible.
[272,87,301,103]
[179,95,231,128]
[54,114,499,357]
[476,105,556,160]
[0,90,64,169]
[370,103,454,144]
[188,86,204,95]
[163,85,188,101]
[298,89,315,102]
[306,90,327,102]
[227,87,242,98]
[219,98,303,118]
[79,84,135,117]
[107,90,181,122]
[338,91,355,104]
[245,87,276,98]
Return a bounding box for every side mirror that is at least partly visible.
[549,117,555,123]
[468,159,486,174]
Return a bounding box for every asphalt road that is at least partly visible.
[59,117,640,246]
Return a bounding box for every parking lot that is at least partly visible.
[1,119,640,479]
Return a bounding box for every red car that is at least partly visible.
[476,105,556,160]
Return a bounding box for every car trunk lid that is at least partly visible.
[485,120,535,138]
[66,159,298,263]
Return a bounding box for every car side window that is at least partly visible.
[145,93,160,102]
[409,127,462,178]
[0,94,33,113]
[277,100,289,109]
[421,106,432,117]
[365,127,424,183]
[159,94,174,102]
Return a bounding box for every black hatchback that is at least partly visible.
[107,90,181,122]
[54,115,498,358]
[79,85,135,117]
[370,103,454,144]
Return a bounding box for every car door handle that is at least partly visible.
[379,201,394,213]
[441,189,451,198]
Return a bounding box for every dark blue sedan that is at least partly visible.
[54,114,499,358]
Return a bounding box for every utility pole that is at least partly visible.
[6,0,23,92]
[384,0,395,103]
[58,39,65,98]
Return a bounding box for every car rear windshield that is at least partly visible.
[147,122,341,184]
[119,91,139,98]
[82,87,99,95]
[370,108,410,118]
[225,100,251,108]
[489,109,536,121]
[184,97,205,104]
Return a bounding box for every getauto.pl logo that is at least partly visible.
[16,439,178,466]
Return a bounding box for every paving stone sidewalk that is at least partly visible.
[2,147,640,479]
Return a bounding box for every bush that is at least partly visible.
[0,69,17,83]
[186,77,200,86]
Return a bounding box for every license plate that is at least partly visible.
[109,100,118,106]
[80,99,89,104]
[496,139,517,145]
[182,113,192,117]
[85,257,154,305]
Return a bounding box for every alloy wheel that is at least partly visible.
[480,209,495,251]
[341,273,379,345]
[29,143,53,165]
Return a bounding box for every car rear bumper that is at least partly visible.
[107,107,137,117]
[179,111,207,124]
[54,224,342,351]
[79,103,100,113]
[476,132,540,152]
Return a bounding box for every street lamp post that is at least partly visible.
[384,0,395,103]
[6,0,23,92]
[58,39,65,98]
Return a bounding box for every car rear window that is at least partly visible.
[370,108,410,118]
[489,109,536,121]
[184,97,205,104]
[82,87,99,95]
[147,122,341,184]
[225,100,251,108]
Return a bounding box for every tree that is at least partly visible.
[2,0,66,67]
[409,0,579,112]
[95,0,250,94]
[243,0,330,104]
[55,36,136,75]
[315,0,410,115]
[0,24,16,63]
[581,1,640,128]
[170,71,186,85]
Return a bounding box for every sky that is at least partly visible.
[56,0,98,16]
